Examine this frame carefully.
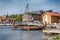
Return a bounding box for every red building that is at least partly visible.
[0,16,15,23]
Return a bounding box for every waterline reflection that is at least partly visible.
[0,26,45,40]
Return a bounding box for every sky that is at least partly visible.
[0,0,60,16]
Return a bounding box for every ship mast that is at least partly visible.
[25,3,29,13]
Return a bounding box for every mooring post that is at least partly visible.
[12,20,15,30]
[45,21,47,29]
[27,25,30,31]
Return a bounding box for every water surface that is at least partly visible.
[0,26,45,40]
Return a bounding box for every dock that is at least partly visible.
[0,23,21,26]
[43,29,60,34]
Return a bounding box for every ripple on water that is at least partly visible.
[0,26,45,40]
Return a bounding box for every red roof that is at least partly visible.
[46,12,60,16]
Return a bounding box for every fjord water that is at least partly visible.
[0,26,45,40]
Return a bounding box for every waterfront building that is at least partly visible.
[23,10,60,24]
[42,11,60,24]
[0,16,15,23]
[22,10,44,24]
[5,18,15,23]
[0,16,7,22]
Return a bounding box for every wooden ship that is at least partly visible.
[12,20,44,31]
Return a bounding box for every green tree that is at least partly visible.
[8,14,23,21]
[15,15,22,21]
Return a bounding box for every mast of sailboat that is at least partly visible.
[25,3,29,13]
[21,8,22,24]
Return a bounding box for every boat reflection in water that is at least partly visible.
[0,26,46,40]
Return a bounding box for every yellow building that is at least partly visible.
[42,12,60,24]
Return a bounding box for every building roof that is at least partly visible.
[25,10,44,15]
[46,12,60,16]
[31,10,44,14]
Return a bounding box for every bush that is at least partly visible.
[52,34,60,40]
